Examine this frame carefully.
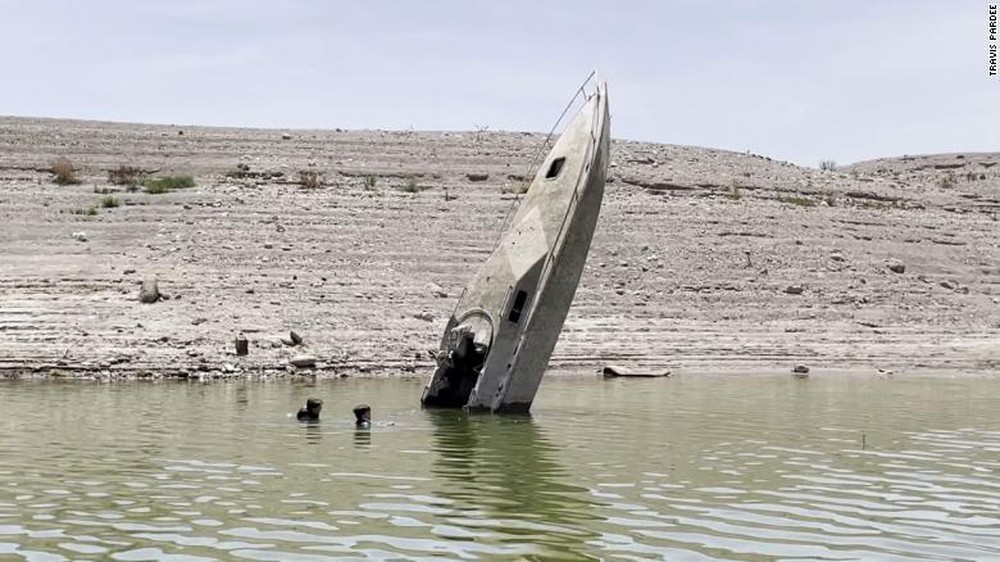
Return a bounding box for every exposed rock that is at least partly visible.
[940,280,958,290]
[139,277,160,303]
[784,285,804,295]
[289,330,303,345]
[428,283,448,298]
[71,231,87,242]
[792,364,810,374]
[887,260,905,274]
[466,173,489,182]
[414,311,435,322]
[281,133,292,140]
[290,354,316,368]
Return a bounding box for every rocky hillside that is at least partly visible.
[0,116,997,379]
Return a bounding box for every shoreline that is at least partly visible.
[1,116,997,380]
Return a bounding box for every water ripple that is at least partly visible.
[2,377,1000,559]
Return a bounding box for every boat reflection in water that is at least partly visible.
[426,410,600,559]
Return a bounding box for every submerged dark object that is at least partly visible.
[354,404,371,428]
[421,82,611,413]
[297,397,323,421]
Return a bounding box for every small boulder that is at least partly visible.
[414,311,435,322]
[784,285,804,295]
[139,277,160,303]
[72,231,87,242]
[887,260,905,274]
[290,354,317,368]
[289,330,303,345]
[428,283,448,299]
[466,173,489,182]
[792,364,810,374]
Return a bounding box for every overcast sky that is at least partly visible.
[1,0,994,166]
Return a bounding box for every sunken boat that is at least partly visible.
[421,82,611,413]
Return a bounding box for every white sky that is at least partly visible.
[1,0,995,166]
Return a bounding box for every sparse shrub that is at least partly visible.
[937,172,956,189]
[400,176,425,193]
[51,158,81,185]
[145,183,169,195]
[725,181,742,200]
[473,124,490,143]
[93,186,112,194]
[859,200,888,210]
[779,195,816,207]
[144,175,196,194]
[70,205,98,216]
[819,160,837,171]
[297,170,323,188]
[101,195,120,208]
[226,163,251,179]
[108,165,144,186]
[822,194,837,207]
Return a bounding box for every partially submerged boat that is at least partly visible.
[421,81,611,413]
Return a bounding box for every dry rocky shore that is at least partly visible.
[1,116,998,380]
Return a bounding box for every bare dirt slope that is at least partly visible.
[1,116,998,379]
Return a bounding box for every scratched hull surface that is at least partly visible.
[422,84,611,412]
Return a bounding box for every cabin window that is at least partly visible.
[545,157,566,179]
[508,290,528,323]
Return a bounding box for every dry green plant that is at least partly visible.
[779,195,817,207]
[725,181,742,200]
[144,175,196,194]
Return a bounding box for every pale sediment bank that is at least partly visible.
[1,116,998,380]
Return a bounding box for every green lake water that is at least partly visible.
[1,375,999,561]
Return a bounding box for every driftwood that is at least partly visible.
[601,365,671,378]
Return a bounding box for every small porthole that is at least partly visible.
[545,157,566,179]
